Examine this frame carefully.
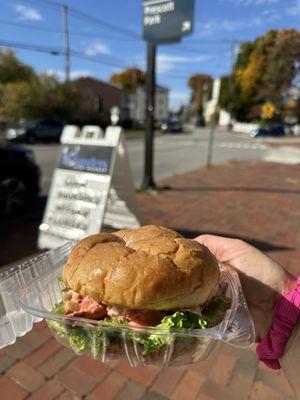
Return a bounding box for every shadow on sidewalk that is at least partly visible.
[0,197,46,268]
[176,229,294,253]
[171,187,300,194]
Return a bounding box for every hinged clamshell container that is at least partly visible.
[0,242,255,367]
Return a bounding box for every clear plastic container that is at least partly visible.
[1,242,255,367]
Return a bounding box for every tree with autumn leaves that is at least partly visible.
[219,29,300,122]
[188,74,213,117]
[0,49,82,125]
[110,68,146,91]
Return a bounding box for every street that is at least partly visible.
[24,126,286,195]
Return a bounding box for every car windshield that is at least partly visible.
[19,120,38,129]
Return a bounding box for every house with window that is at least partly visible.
[72,77,169,126]
[123,85,169,124]
[72,77,123,123]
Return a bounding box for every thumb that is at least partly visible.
[194,234,238,262]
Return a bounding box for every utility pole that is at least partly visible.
[141,42,156,190]
[228,39,240,127]
[206,78,221,167]
[62,4,70,82]
[206,111,217,167]
[202,82,209,125]
[131,66,138,129]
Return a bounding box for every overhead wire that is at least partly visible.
[0,19,140,41]
[24,0,141,40]
[0,19,230,59]
[0,39,129,68]
[0,39,195,81]
[5,0,236,80]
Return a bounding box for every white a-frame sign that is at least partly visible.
[38,124,142,250]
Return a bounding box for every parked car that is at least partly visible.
[0,144,40,219]
[161,119,183,133]
[6,119,64,143]
[249,124,285,138]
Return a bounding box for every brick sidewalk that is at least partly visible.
[1,161,300,400]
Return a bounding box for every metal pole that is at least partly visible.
[202,82,209,125]
[206,111,217,167]
[141,42,156,190]
[62,5,70,82]
[228,40,236,127]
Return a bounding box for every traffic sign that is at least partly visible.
[143,0,195,43]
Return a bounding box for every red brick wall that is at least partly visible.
[72,77,122,116]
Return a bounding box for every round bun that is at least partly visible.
[62,225,220,310]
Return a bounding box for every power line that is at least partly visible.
[68,8,140,40]
[0,35,141,65]
[0,19,139,41]
[0,39,128,68]
[25,0,141,40]
[0,39,192,82]
[0,38,234,82]
[0,19,233,52]
[25,0,59,9]
[0,20,239,47]
[0,19,234,54]
[0,39,62,55]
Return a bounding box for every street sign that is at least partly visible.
[38,124,142,249]
[143,0,195,43]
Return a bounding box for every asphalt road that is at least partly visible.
[24,126,288,195]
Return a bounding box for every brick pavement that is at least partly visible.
[1,161,300,400]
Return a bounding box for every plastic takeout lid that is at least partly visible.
[0,242,73,349]
[0,242,255,352]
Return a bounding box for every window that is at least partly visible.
[85,87,93,98]
[94,96,103,112]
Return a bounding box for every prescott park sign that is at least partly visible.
[143,0,195,43]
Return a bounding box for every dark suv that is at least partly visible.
[0,144,40,219]
[6,119,64,143]
[249,124,285,138]
[161,119,183,133]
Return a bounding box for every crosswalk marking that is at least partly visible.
[159,139,266,151]
[215,142,266,150]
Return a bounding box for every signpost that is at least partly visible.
[38,120,142,250]
[143,0,195,43]
[142,0,195,190]
[206,79,221,167]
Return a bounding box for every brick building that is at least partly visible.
[72,77,169,126]
[72,77,123,123]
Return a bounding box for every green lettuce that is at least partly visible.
[53,302,65,314]
[48,302,100,354]
[91,326,105,358]
[128,294,230,355]
[101,316,128,327]
[89,317,128,358]
[133,330,173,355]
[47,294,230,357]
[67,326,90,354]
[159,311,209,330]
[131,311,208,356]
[47,302,66,337]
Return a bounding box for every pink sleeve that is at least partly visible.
[256,277,300,369]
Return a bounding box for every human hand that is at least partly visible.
[194,234,296,341]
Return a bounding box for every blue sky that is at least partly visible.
[1,0,300,109]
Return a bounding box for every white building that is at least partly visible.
[204,78,221,124]
[123,85,169,123]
